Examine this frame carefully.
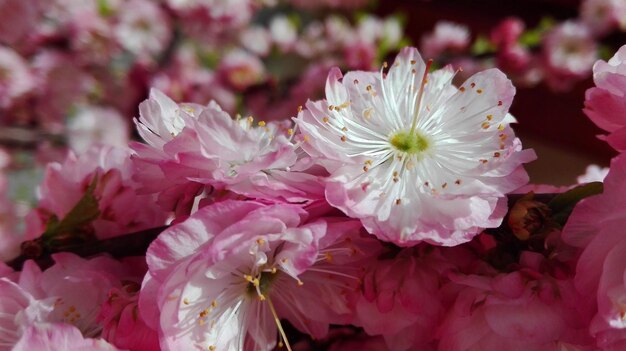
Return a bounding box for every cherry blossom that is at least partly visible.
[296,47,534,246]
[141,200,378,350]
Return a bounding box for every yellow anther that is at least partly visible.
[258,121,266,127]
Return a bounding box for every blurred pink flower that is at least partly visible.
[218,49,266,91]
[0,0,40,46]
[239,26,272,57]
[114,0,172,61]
[0,46,34,109]
[67,105,130,154]
[32,50,95,131]
[296,47,534,246]
[490,17,525,49]
[421,21,470,59]
[68,10,118,66]
[580,0,626,37]
[151,45,237,112]
[584,44,626,151]
[13,323,121,351]
[542,21,597,91]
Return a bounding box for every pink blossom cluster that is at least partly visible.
[420,0,626,91]
[0,0,404,160]
[4,43,626,350]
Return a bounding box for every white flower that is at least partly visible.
[296,47,535,246]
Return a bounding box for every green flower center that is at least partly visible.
[390,131,430,154]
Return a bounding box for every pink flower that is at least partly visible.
[490,17,525,49]
[141,200,376,350]
[114,0,172,61]
[580,0,626,37]
[100,283,159,351]
[350,247,460,350]
[32,50,95,130]
[12,323,121,351]
[239,27,272,57]
[270,16,298,51]
[584,44,626,151]
[0,46,34,109]
[151,45,237,112]
[542,21,598,91]
[0,0,40,46]
[68,10,119,65]
[296,47,535,246]
[20,254,137,337]
[421,21,470,59]
[218,49,265,91]
[0,277,52,349]
[563,155,626,349]
[169,0,255,44]
[26,145,167,241]
[438,253,593,351]
[132,89,324,212]
[67,105,130,154]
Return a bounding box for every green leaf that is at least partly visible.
[548,182,603,226]
[471,35,496,56]
[97,0,114,17]
[41,176,101,246]
[519,17,555,48]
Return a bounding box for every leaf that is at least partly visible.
[470,35,496,56]
[519,16,555,48]
[548,182,603,226]
[41,176,101,246]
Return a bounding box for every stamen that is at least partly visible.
[267,296,293,351]
[409,59,433,134]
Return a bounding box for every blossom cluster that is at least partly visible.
[421,0,626,91]
[0,0,403,145]
[2,40,626,350]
